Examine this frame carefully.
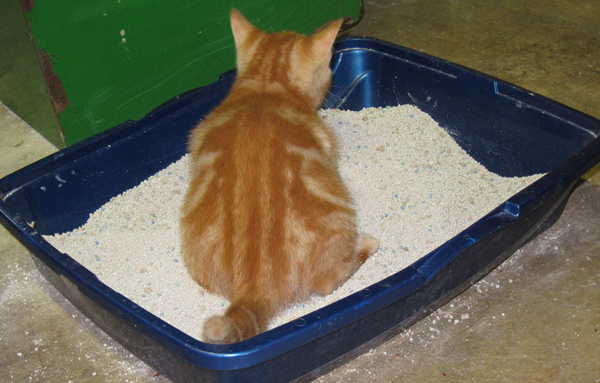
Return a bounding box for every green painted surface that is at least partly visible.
[0,0,64,148]
[25,0,361,145]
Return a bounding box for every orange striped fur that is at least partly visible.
[180,9,379,344]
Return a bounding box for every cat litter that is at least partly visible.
[43,104,543,340]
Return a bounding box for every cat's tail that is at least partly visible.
[203,299,273,344]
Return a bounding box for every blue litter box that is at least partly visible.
[1,37,600,382]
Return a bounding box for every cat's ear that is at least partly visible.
[230,9,257,51]
[310,18,343,60]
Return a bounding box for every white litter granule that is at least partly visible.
[43,105,544,340]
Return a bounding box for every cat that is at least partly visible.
[180,9,379,344]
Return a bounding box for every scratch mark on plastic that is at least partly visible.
[334,48,458,79]
[494,81,598,137]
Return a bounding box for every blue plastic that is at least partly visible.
[1,37,600,382]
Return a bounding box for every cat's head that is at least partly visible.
[230,9,343,108]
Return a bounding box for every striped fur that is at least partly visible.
[180,9,379,344]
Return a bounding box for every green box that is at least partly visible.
[14,0,361,146]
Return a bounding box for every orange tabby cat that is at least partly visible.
[180,9,379,344]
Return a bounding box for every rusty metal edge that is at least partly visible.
[18,0,68,145]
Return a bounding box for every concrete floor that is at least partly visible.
[1,0,599,382]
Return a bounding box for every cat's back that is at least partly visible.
[195,91,328,160]
[182,92,350,295]
[188,89,340,214]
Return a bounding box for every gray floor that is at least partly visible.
[1,0,599,382]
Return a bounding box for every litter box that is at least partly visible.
[1,37,599,383]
